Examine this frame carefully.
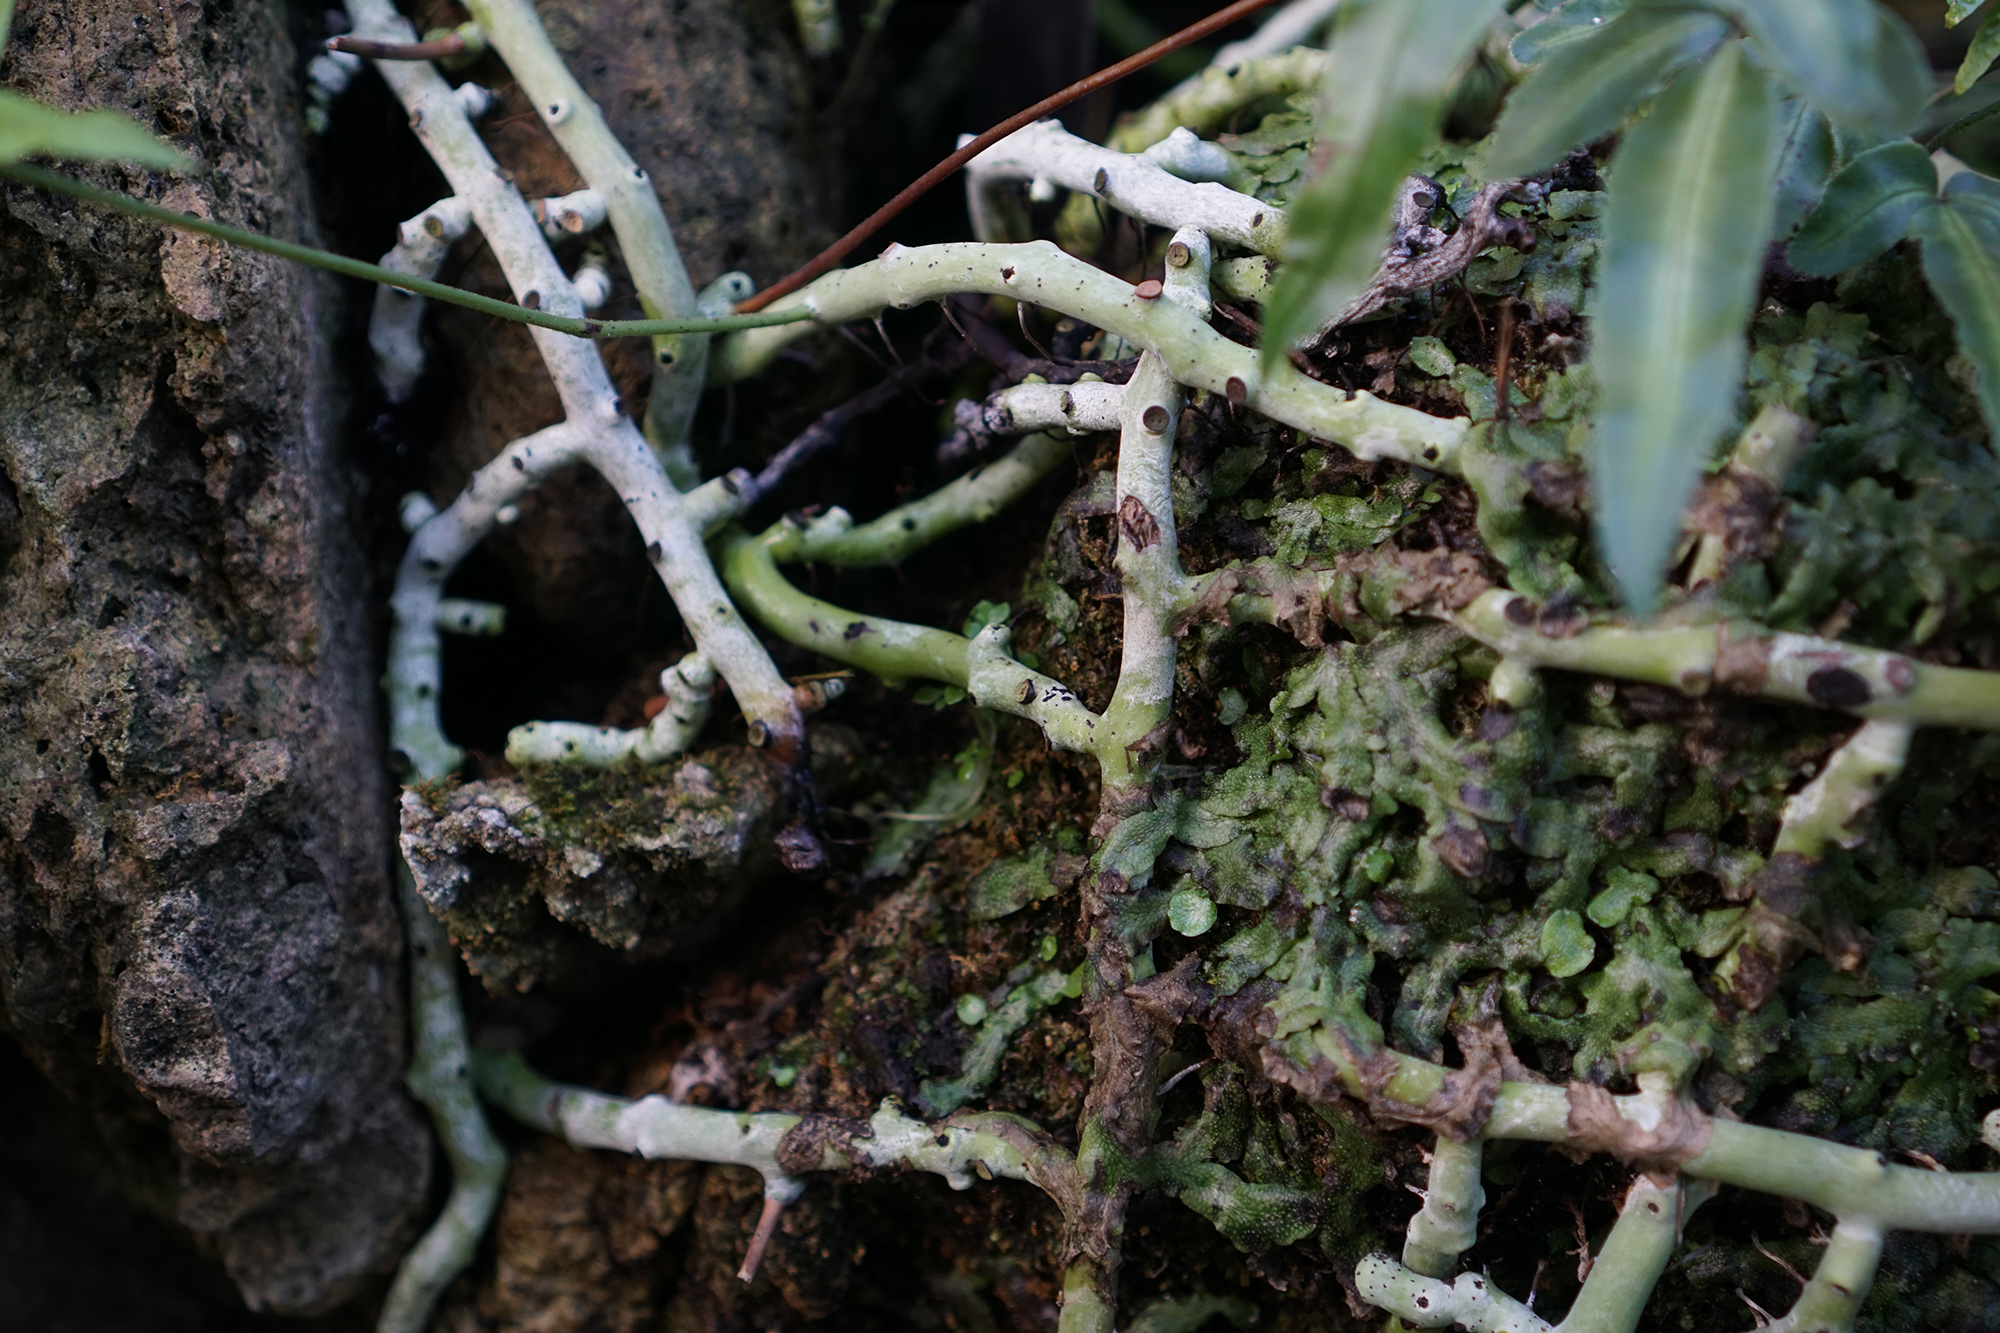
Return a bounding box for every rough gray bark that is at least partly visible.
[0,0,428,1315]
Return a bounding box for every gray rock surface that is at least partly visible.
[402,731,864,993]
[0,0,427,1314]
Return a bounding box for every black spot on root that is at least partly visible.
[1806,666,1872,708]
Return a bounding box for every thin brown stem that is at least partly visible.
[736,1195,787,1283]
[327,33,467,60]
[734,0,1283,312]
[947,296,1134,385]
[746,334,977,506]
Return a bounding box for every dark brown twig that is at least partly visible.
[948,297,1134,385]
[1018,302,1058,363]
[735,0,1284,312]
[326,33,468,60]
[746,336,978,506]
[836,322,896,375]
[872,315,904,366]
[1211,299,1262,340]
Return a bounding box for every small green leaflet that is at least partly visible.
[1706,0,1928,134]
[1590,41,1778,612]
[0,89,191,170]
[961,599,1011,639]
[1787,140,1938,276]
[1260,0,1507,362]
[1508,0,1630,66]
[1947,0,1986,27]
[1484,5,1730,179]
[1539,908,1596,977]
[1911,171,2000,436]
[1958,5,2000,95]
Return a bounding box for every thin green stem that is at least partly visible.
[1098,350,1187,794]
[719,524,972,686]
[1454,590,2000,732]
[1562,1177,1706,1333]
[1925,96,2000,148]
[1276,1019,2000,1234]
[733,0,1284,311]
[1684,1120,2000,1232]
[721,427,1117,757]
[918,969,1072,1116]
[1402,1134,1484,1278]
[1712,718,1912,1008]
[1765,1218,1880,1333]
[1358,1175,1702,1333]
[712,240,1470,474]
[473,1048,1080,1202]
[0,163,811,339]
[723,522,1111,755]
[772,433,1069,567]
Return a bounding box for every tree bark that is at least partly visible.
[0,0,427,1314]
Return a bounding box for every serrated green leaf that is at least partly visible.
[1787,140,1938,276]
[1947,0,1985,28]
[1958,4,2000,95]
[1509,0,1631,65]
[0,89,190,170]
[1260,0,1508,362]
[1708,0,1928,134]
[1911,171,2000,435]
[1485,6,1729,178]
[1770,96,1834,235]
[1591,41,1779,612]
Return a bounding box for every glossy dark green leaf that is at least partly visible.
[0,89,191,170]
[1261,0,1508,362]
[1710,0,1928,134]
[1509,0,1630,65]
[1947,0,1985,27]
[1787,140,1938,275]
[1957,4,2000,95]
[1485,5,1729,178]
[1770,96,1835,236]
[1591,41,1779,612]
[1912,171,2000,434]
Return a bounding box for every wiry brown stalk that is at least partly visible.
[326,32,468,60]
